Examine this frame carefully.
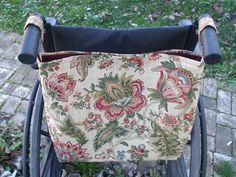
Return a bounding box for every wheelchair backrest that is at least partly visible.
[43,24,198,53]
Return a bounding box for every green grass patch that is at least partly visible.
[0,120,23,175]
[216,161,236,177]
[0,0,235,80]
[67,162,103,177]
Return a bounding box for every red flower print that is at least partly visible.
[127,57,144,68]
[85,95,91,102]
[44,73,76,102]
[136,124,146,135]
[161,113,179,127]
[152,65,195,108]
[83,112,103,130]
[95,153,106,160]
[123,118,136,129]
[123,118,129,123]
[134,144,145,155]
[98,59,113,69]
[183,111,195,121]
[130,120,136,126]
[53,140,89,162]
[54,65,60,71]
[94,74,147,120]
[74,91,81,97]
[128,144,149,160]
[148,52,161,60]
[184,124,190,133]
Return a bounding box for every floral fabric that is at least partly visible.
[37,50,204,162]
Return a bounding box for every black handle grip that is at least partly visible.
[18,13,45,64]
[18,25,41,64]
[198,14,221,64]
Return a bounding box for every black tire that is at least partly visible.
[22,80,40,177]
[23,82,63,177]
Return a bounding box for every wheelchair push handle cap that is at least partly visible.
[198,14,221,65]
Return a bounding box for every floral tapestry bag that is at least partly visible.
[37,50,204,162]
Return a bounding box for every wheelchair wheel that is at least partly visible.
[22,80,63,177]
[23,80,207,177]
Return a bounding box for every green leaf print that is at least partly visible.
[149,121,181,156]
[93,120,128,151]
[161,60,175,71]
[59,116,88,146]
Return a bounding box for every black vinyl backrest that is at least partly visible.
[43,25,197,53]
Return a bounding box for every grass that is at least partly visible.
[0,120,23,175]
[0,0,235,80]
[216,161,236,177]
[66,162,103,177]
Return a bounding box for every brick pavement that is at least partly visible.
[201,78,236,177]
[0,31,235,176]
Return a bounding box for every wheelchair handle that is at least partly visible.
[18,13,221,65]
[198,14,221,64]
[18,13,45,64]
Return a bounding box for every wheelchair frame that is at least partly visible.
[18,13,221,177]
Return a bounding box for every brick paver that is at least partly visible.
[217,90,232,114]
[205,108,217,137]
[0,82,18,95]
[216,125,232,156]
[232,93,236,116]
[0,67,14,87]
[202,78,217,99]
[0,31,236,177]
